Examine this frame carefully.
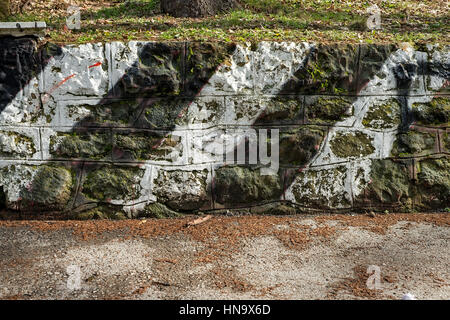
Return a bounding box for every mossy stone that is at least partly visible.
[362,99,401,129]
[83,167,143,201]
[412,97,449,126]
[214,166,282,205]
[330,131,375,158]
[22,166,73,210]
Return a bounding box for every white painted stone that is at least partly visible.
[43,43,108,99]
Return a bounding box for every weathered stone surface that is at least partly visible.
[354,160,412,211]
[112,130,183,163]
[0,164,73,211]
[424,44,449,94]
[152,168,210,211]
[200,44,253,96]
[230,96,304,126]
[330,131,375,158]
[135,98,190,129]
[50,130,112,160]
[213,166,282,206]
[304,96,353,124]
[1,40,449,216]
[391,130,437,157]
[359,45,425,95]
[0,37,42,125]
[185,42,236,96]
[60,99,142,127]
[254,42,311,95]
[414,157,450,210]
[288,165,351,209]
[0,130,36,158]
[285,44,359,95]
[279,127,326,166]
[111,42,184,97]
[411,97,449,126]
[82,166,144,201]
[179,96,226,128]
[362,98,402,129]
[357,44,397,93]
[141,202,181,218]
[254,97,304,125]
[43,43,108,99]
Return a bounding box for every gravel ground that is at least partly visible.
[0,213,448,300]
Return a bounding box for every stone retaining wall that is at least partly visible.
[0,36,448,218]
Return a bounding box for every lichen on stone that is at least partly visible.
[279,127,326,166]
[362,99,401,129]
[214,166,282,205]
[412,97,449,126]
[305,97,353,124]
[50,132,111,160]
[330,131,375,158]
[152,169,209,211]
[0,131,36,158]
[82,166,144,201]
[391,131,436,157]
[20,165,73,211]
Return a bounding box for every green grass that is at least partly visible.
[6,0,449,44]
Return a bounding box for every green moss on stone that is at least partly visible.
[214,166,282,205]
[306,97,353,123]
[415,158,450,209]
[330,131,375,158]
[412,98,449,126]
[362,99,401,129]
[279,127,326,166]
[50,132,111,159]
[391,131,436,157]
[22,166,73,210]
[83,167,143,201]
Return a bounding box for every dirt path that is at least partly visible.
[0,213,449,300]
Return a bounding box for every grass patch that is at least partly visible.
[6,0,449,44]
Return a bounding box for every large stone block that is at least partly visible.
[184,42,236,96]
[304,96,354,125]
[112,129,185,164]
[0,128,39,159]
[423,44,449,95]
[354,159,413,211]
[227,96,304,126]
[49,129,112,160]
[43,43,108,99]
[411,97,449,127]
[361,98,402,130]
[286,165,351,209]
[213,166,283,207]
[0,37,42,126]
[0,163,75,212]
[152,167,211,211]
[81,165,144,202]
[110,41,184,97]
[279,126,327,167]
[58,99,142,127]
[391,129,438,157]
[284,44,359,95]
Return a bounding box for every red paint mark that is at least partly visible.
[89,62,102,68]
